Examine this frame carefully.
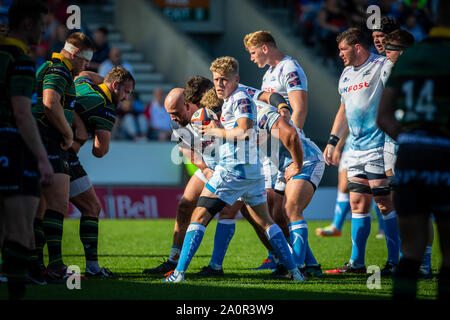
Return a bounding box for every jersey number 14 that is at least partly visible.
[400,79,437,122]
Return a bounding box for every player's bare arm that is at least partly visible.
[377,87,402,140]
[92,129,111,158]
[76,71,104,85]
[270,116,303,181]
[72,112,88,153]
[200,117,253,141]
[42,88,73,150]
[11,96,54,186]
[288,90,308,130]
[324,102,348,166]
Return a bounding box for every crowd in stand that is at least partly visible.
[0,0,173,142]
[260,0,439,72]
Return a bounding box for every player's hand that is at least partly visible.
[202,168,214,180]
[323,144,336,166]
[38,157,54,187]
[285,162,302,181]
[60,131,73,151]
[332,148,342,166]
[199,121,219,136]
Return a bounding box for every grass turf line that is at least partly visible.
[0,219,440,300]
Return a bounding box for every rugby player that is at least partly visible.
[0,0,53,299]
[315,135,351,237]
[243,30,307,130]
[244,30,323,272]
[143,76,293,276]
[382,28,434,278]
[31,31,94,282]
[198,86,325,278]
[142,76,224,275]
[164,56,305,282]
[377,1,450,298]
[66,66,134,278]
[316,18,401,240]
[371,16,400,55]
[323,28,400,274]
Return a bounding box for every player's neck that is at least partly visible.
[353,51,370,68]
[7,31,29,48]
[268,50,285,67]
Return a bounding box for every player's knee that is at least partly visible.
[197,196,227,218]
[177,197,196,216]
[374,198,394,215]
[85,199,101,217]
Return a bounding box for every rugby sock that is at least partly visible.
[373,202,385,232]
[438,266,450,300]
[265,224,296,271]
[332,192,350,231]
[349,213,371,267]
[209,219,236,270]
[80,216,100,272]
[289,220,308,268]
[2,240,29,300]
[168,246,181,264]
[382,211,400,264]
[32,218,46,272]
[420,246,432,271]
[393,257,421,300]
[305,242,319,266]
[175,223,205,273]
[42,209,65,270]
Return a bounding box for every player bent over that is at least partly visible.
[164,57,305,283]
[198,86,325,278]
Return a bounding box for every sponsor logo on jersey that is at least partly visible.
[341,82,370,93]
[262,87,275,93]
[287,71,301,88]
[362,70,371,77]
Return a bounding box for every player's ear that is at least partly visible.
[261,44,269,54]
[112,80,119,91]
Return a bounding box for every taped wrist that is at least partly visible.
[327,134,340,146]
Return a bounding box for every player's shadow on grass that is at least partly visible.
[6,278,389,300]
[62,254,212,258]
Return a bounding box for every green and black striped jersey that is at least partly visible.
[386,27,450,138]
[0,37,35,129]
[74,76,116,133]
[32,52,76,129]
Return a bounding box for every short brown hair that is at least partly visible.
[66,32,95,52]
[384,29,415,48]
[210,56,239,76]
[8,0,48,30]
[184,75,213,105]
[104,66,135,87]
[200,88,223,110]
[336,27,370,49]
[243,30,276,51]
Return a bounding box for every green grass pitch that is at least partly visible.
[0,219,441,300]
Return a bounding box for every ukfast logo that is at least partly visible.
[341,82,370,94]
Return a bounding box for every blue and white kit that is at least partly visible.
[205,86,267,207]
[171,120,219,183]
[338,53,393,178]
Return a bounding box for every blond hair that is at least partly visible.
[209,56,239,76]
[243,30,276,51]
[200,88,223,110]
